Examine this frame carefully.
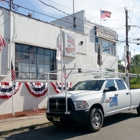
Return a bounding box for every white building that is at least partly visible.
[0,8,118,115]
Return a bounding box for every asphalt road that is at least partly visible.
[0,110,140,140]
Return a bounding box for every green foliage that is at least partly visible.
[118,54,140,88]
[130,84,140,89]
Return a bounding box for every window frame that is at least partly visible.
[115,79,126,90]
[15,43,57,80]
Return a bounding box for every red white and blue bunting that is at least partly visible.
[25,82,48,97]
[25,82,72,96]
[0,82,72,99]
[0,82,21,99]
[51,82,72,93]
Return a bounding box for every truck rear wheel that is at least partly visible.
[137,104,140,116]
[87,108,104,132]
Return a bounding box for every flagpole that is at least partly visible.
[11,58,15,116]
[10,0,15,116]
[60,27,63,92]
[100,9,101,25]
[12,80,15,116]
[99,44,102,77]
[64,68,68,114]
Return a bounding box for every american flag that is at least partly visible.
[67,34,75,47]
[56,34,63,61]
[63,65,67,79]
[0,35,6,52]
[121,50,131,71]
[101,10,111,18]
[97,44,103,66]
[11,61,16,81]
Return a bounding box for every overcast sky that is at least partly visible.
[3,0,140,59]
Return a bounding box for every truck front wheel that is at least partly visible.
[137,104,140,116]
[87,108,104,132]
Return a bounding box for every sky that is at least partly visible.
[1,0,140,59]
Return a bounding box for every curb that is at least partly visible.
[0,122,52,136]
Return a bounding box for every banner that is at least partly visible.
[25,82,72,97]
[0,82,21,99]
[51,82,72,93]
[25,82,48,97]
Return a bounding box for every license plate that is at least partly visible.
[53,116,60,122]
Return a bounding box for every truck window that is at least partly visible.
[115,80,126,90]
[105,80,115,89]
[69,80,105,91]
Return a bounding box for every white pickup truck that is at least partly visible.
[46,78,140,132]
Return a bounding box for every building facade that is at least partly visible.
[0,8,118,115]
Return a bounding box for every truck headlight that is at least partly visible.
[74,101,89,109]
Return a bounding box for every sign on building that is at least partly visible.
[95,26,118,42]
[63,32,76,58]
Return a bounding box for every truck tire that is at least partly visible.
[87,108,104,132]
[137,104,140,116]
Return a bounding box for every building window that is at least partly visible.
[102,39,109,54]
[15,43,57,80]
[95,38,116,56]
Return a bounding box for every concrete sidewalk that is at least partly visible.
[0,113,51,134]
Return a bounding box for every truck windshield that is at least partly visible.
[69,80,105,91]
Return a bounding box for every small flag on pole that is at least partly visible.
[121,50,131,70]
[101,10,111,18]
[63,65,67,79]
[97,44,102,66]
[0,35,6,52]
[56,31,63,61]
[56,35,61,61]
[11,61,16,81]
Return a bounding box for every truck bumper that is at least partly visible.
[46,109,90,126]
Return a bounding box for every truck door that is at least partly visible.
[115,79,130,110]
[103,80,119,115]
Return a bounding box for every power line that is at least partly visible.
[0,14,11,26]
[2,0,93,31]
[2,0,139,44]
[1,1,137,41]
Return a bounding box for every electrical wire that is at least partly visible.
[0,14,11,26]
[2,0,139,44]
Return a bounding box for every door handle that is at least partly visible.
[115,94,118,96]
[126,92,129,95]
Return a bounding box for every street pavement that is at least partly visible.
[0,113,50,134]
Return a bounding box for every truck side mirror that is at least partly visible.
[109,86,117,91]
[103,88,109,93]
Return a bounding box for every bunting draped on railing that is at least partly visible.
[25,82,48,97]
[0,82,72,99]
[25,82,72,96]
[51,82,72,93]
[0,82,21,99]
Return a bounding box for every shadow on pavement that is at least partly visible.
[103,111,138,127]
[5,111,138,140]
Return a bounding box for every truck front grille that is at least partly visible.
[49,98,74,112]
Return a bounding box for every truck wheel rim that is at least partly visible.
[92,112,101,128]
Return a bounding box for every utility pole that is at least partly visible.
[10,0,12,11]
[73,0,76,29]
[125,9,129,71]
[125,8,130,87]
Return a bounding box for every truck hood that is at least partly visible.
[50,90,100,101]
